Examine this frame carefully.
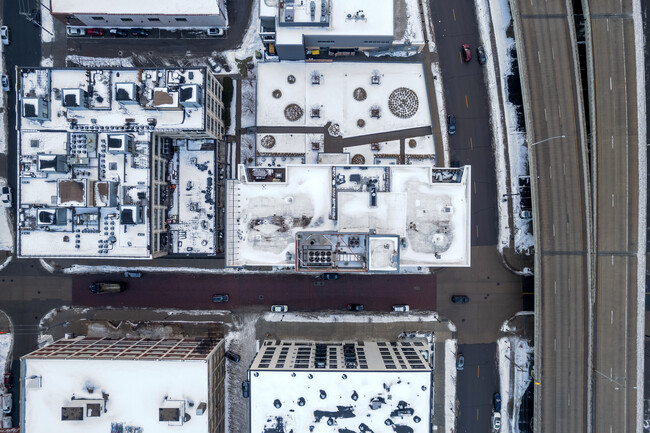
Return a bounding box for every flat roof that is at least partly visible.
[51,0,222,15]
[249,370,431,433]
[226,164,471,269]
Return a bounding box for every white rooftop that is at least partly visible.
[51,0,222,15]
[22,357,210,433]
[256,62,431,139]
[249,370,431,433]
[226,164,471,269]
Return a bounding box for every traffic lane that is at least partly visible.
[72,273,436,311]
[456,343,498,433]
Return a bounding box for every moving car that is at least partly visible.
[321,273,339,280]
[461,44,471,62]
[89,282,125,294]
[456,353,464,370]
[447,115,456,135]
[476,46,487,65]
[493,392,501,411]
[212,294,229,303]
[66,27,85,37]
[3,373,12,390]
[109,28,128,37]
[87,28,104,36]
[124,271,142,278]
[347,303,364,311]
[492,411,501,431]
[130,28,150,37]
[207,28,225,36]
[0,186,12,207]
[1,26,9,45]
[451,295,469,304]
[271,305,288,313]
[392,304,410,312]
[242,380,250,398]
[225,351,240,362]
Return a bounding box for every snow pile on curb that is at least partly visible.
[41,2,55,43]
[65,55,135,67]
[444,338,457,433]
[0,333,12,388]
[498,336,533,433]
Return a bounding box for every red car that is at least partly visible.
[87,28,103,36]
[461,44,471,62]
[3,372,12,389]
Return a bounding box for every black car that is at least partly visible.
[451,295,469,303]
[321,273,339,280]
[477,46,487,65]
[447,115,456,135]
[242,380,250,398]
[130,28,150,37]
[212,294,229,303]
[493,392,502,411]
[225,351,240,362]
[347,303,364,311]
[109,29,128,37]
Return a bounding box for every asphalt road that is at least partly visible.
[510,0,591,432]
[456,343,499,433]
[589,0,641,430]
[429,0,498,248]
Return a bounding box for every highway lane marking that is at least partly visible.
[477,365,480,377]
[568,335,571,349]
[452,8,456,21]
[470,137,473,150]
[549,166,552,179]
[459,51,462,63]
[474,181,476,194]
[558,105,561,118]
[476,225,479,239]
[538,51,541,63]
[465,95,468,108]
[544,108,547,121]
[554,280,557,294]
[611,194,615,207]
[554,339,556,351]
[476,408,479,420]
[552,47,555,60]
[563,162,566,175]
[611,135,614,149]
[610,76,612,91]
[611,310,613,324]
[552,223,555,237]
[566,221,569,233]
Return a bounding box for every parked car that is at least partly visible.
[89,282,125,294]
[347,303,364,311]
[130,28,150,37]
[66,27,85,37]
[476,46,487,65]
[212,294,229,303]
[225,351,240,362]
[3,373,12,390]
[447,115,456,135]
[207,28,225,36]
[242,380,250,398]
[87,28,104,36]
[1,75,9,92]
[492,411,502,430]
[451,295,469,304]
[392,304,410,312]
[456,353,464,370]
[207,57,222,73]
[520,210,532,219]
[0,186,12,207]
[124,271,142,278]
[109,28,128,37]
[493,392,502,412]
[321,273,339,280]
[1,26,9,45]
[1,393,11,414]
[1,415,11,428]
[461,44,471,62]
[271,305,288,313]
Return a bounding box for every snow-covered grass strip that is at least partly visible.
[263,311,439,323]
[444,338,458,433]
[430,63,449,165]
[40,3,54,44]
[632,0,646,427]
[497,337,512,433]
[498,335,533,433]
[227,79,237,135]
[65,55,135,67]
[421,0,436,53]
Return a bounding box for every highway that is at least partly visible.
[509,0,591,432]
[587,0,643,431]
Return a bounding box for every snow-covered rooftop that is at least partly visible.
[21,337,222,433]
[257,62,431,139]
[226,164,471,270]
[249,340,431,433]
[51,0,222,15]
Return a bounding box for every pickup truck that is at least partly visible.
[89,282,125,294]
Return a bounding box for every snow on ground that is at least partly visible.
[0,332,12,391]
[444,339,457,433]
[263,311,439,323]
[0,39,12,256]
[65,55,135,67]
[227,79,237,135]
[219,0,264,73]
[40,56,53,67]
[420,0,436,53]
[497,336,533,433]
[430,62,449,165]
[240,77,256,128]
[40,2,54,43]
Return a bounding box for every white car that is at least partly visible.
[392,304,410,312]
[492,411,501,431]
[0,393,11,414]
[66,27,86,37]
[271,305,288,313]
[207,57,221,73]
[1,75,8,92]
[0,26,8,45]
[0,186,12,207]
[207,28,225,36]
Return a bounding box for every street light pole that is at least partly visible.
[529,135,566,147]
